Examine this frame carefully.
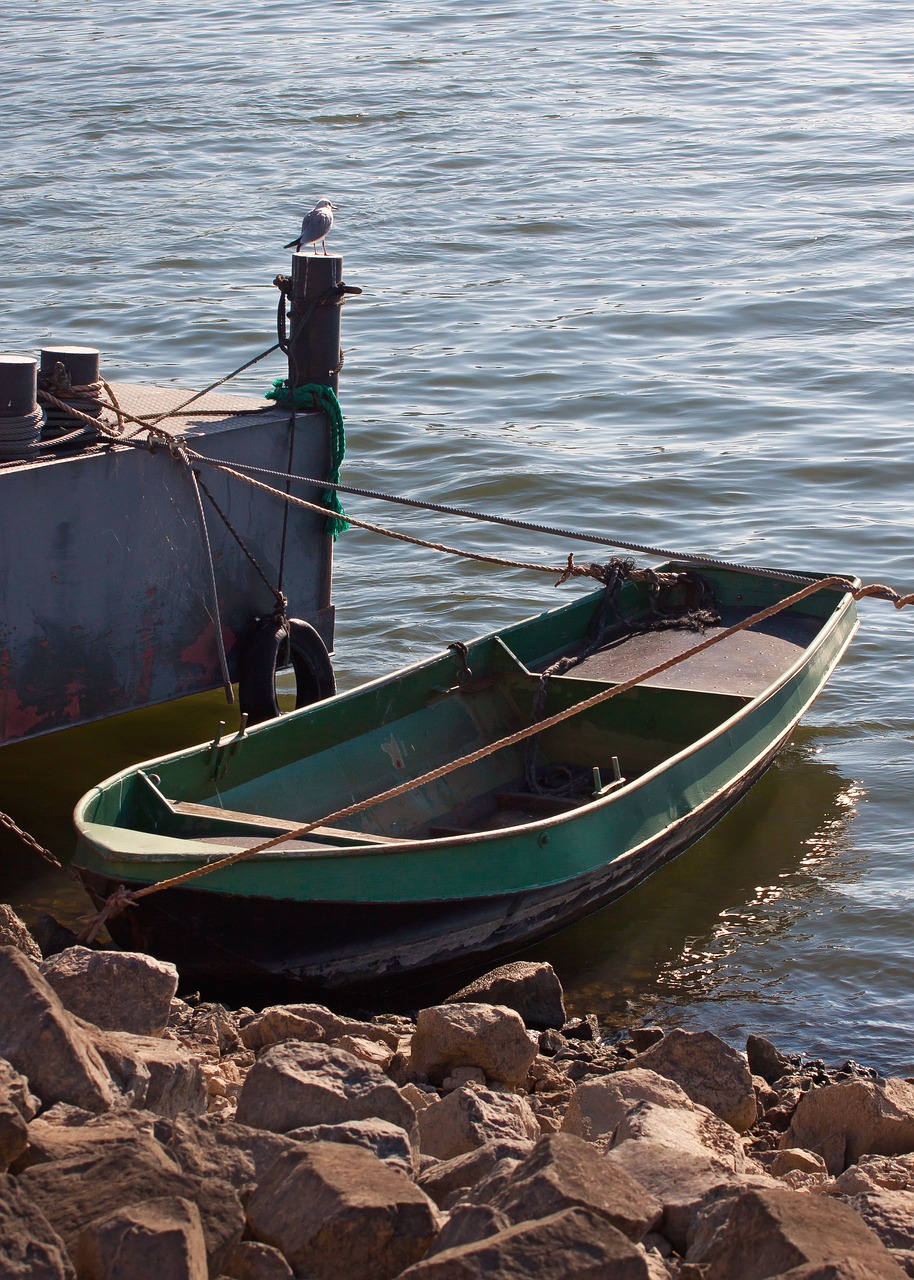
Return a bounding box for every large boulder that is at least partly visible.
[0,946,120,1113]
[245,1142,439,1280]
[782,1079,914,1173]
[235,1040,415,1136]
[157,1113,303,1195]
[561,1068,694,1147]
[445,963,567,1031]
[417,1084,539,1161]
[685,1185,906,1279]
[396,1205,656,1278]
[418,1141,532,1208]
[624,1028,757,1133]
[0,1172,74,1279]
[285,1117,416,1176]
[11,1107,158,1173]
[39,947,178,1038]
[16,1137,244,1275]
[605,1140,765,1254]
[484,1132,662,1243]
[82,1023,207,1118]
[75,1196,208,1280]
[408,1004,538,1087]
[611,1099,746,1173]
[831,1189,914,1277]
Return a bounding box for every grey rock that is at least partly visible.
[39,946,178,1037]
[445,962,567,1031]
[235,1040,416,1136]
[245,1141,439,1280]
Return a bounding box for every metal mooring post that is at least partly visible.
[287,253,343,393]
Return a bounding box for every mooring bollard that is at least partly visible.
[287,253,343,393]
[38,345,103,439]
[0,355,42,461]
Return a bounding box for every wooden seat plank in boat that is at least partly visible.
[571,608,822,697]
[169,800,393,845]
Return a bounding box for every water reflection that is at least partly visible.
[517,733,861,1032]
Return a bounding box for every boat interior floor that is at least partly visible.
[573,605,822,697]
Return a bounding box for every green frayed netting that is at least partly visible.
[265,379,349,539]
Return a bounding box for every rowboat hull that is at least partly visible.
[73,564,858,993]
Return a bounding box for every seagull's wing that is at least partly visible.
[297,206,334,244]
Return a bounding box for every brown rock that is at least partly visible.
[245,1003,397,1051]
[0,1056,41,1119]
[625,1028,757,1133]
[611,1099,747,1172]
[562,1068,694,1147]
[238,1010,324,1052]
[605,1140,768,1254]
[0,1101,28,1170]
[418,1084,539,1160]
[75,1196,208,1280]
[83,1023,207,1118]
[17,1136,243,1274]
[686,1185,906,1278]
[285,1116,415,1175]
[332,1034,393,1069]
[0,904,42,963]
[425,1204,511,1257]
[10,1104,158,1174]
[0,1172,74,1279]
[409,1004,538,1087]
[445,962,567,1031]
[235,1040,415,1135]
[831,1190,914,1271]
[747,1034,792,1085]
[245,1141,439,1280]
[767,1148,828,1179]
[0,946,119,1113]
[157,1113,303,1195]
[418,1141,532,1207]
[397,1205,654,1278]
[227,1240,295,1280]
[39,946,178,1037]
[783,1079,914,1173]
[486,1132,662,1242]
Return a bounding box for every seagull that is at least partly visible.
[284,198,339,254]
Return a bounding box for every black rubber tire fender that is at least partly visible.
[239,617,336,724]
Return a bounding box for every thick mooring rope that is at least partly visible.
[77,572,913,942]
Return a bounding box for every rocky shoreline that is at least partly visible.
[2,910,914,1279]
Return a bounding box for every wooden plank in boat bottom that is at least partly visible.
[572,608,823,697]
[169,800,392,845]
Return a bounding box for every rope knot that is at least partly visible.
[77,884,138,946]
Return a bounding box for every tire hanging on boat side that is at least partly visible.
[239,617,336,724]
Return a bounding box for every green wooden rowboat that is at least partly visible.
[73,562,858,993]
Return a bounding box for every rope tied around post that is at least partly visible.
[264,379,349,538]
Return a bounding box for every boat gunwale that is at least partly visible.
[73,574,860,874]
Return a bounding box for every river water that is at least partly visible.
[2,1,913,1069]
